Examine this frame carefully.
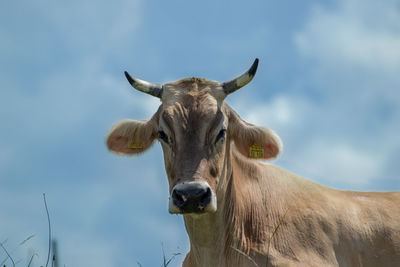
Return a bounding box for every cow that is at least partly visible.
[106,59,400,267]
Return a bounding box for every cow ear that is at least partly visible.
[106,119,158,155]
[228,109,282,160]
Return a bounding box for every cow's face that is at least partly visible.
[158,80,227,214]
[106,59,282,215]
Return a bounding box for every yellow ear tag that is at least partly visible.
[249,143,264,158]
[128,143,143,149]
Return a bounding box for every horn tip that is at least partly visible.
[124,71,134,85]
[249,58,259,77]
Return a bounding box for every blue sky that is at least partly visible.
[1,0,399,266]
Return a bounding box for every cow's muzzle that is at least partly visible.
[169,182,217,214]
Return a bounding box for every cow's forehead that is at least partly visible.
[159,78,227,129]
[161,78,225,107]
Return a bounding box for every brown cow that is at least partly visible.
[106,59,400,267]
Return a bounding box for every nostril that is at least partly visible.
[199,187,211,207]
[172,189,186,208]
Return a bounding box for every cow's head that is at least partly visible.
[106,59,281,214]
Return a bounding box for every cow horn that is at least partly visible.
[222,58,259,95]
[124,71,163,98]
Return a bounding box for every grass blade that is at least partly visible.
[231,246,259,267]
[27,253,38,267]
[43,193,52,267]
[0,242,15,267]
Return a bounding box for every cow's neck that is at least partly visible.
[182,145,285,266]
[183,212,223,265]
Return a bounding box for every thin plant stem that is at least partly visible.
[265,208,290,267]
[27,253,38,267]
[43,193,52,267]
[231,246,259,267]
[0,242,15,267]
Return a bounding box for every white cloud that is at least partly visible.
[294,141,385,188]
[233,93,394,189]
[285,0,400,189]
[230,0,400,189]
[295,0,400,73]
[234,94,313,131]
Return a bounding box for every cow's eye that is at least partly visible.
[158,130,169,144]
[215,129,226,144]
